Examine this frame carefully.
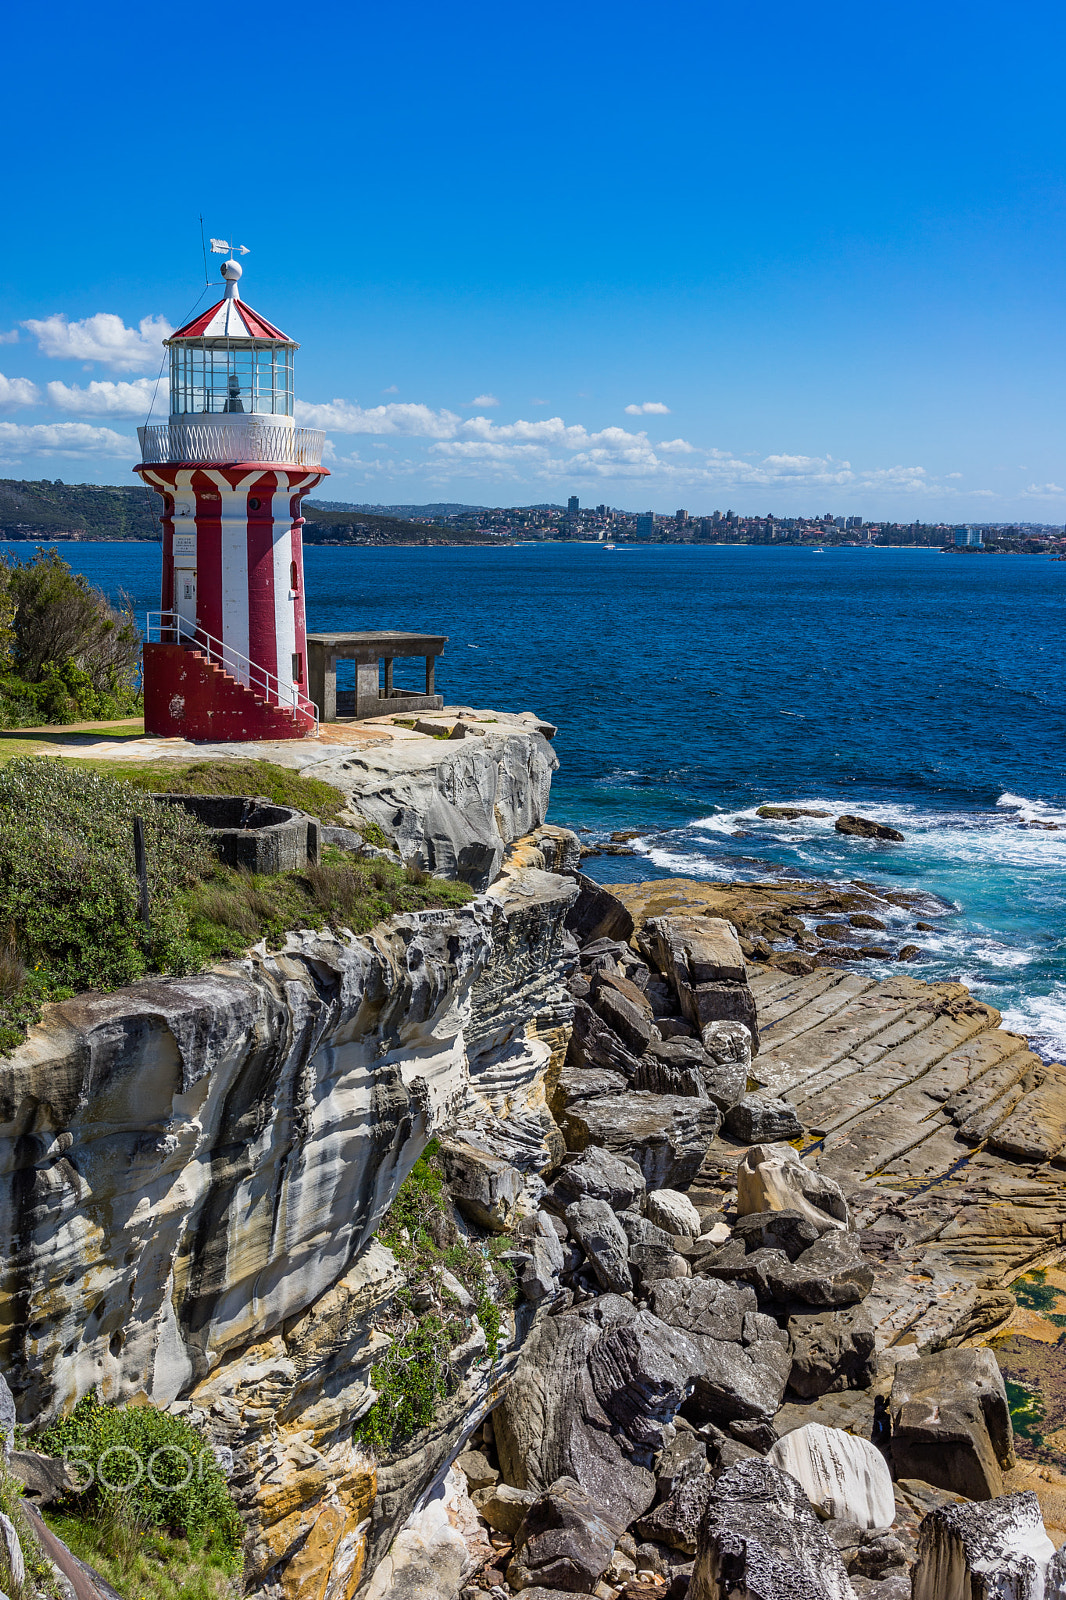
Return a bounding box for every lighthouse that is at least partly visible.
[135,258,327,740]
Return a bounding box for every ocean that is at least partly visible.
[13,538,1066,1060]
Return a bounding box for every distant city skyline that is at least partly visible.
[2,0,1065,517]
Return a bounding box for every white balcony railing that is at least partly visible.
[138,420,325,468]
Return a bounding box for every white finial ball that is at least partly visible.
[221,260,243,282]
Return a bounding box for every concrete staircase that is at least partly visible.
[143,641,315,741]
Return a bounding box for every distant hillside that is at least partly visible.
[302,509,499,545]
[0,480,163,541]
[306,500,486,517]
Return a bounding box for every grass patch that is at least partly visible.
[42,1513,236,1600]
[182,852,472,960]
[108,758,350,825]
[0,759,469,1053]
[356,1139,514,1458]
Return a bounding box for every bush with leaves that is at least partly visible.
[0,759,210,1041]
[0,546,141,726]
[37,1393,242,1565]
[356,1140,514,1456]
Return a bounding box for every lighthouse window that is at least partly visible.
[169,342,295,417]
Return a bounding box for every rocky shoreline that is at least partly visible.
[373,860,1066,1600]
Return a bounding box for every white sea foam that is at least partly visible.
[1001,986,1066,1063]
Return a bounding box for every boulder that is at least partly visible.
[456,1447,497,1492]
[565,874,635,947]
[768,1424,894,1530]
[733,1208,822,1261]
[438,1136,524,1232]
[639,914,760,1052]
[911,1490,1055,1600]
[646,1190,703,1238]
[787,1305,877,1398]
[635,1473,715,1555]
[548,1147,647,1212]
[629,1243,691,1290]
[0,1373,14,1460]
[560,1093,721,1189]
[637,1034,748,1110]
[494,1301,704,1534]
[508,1476,617,1592]
[592,968,655,1016]
[701,1232,873,1309]
[476,1483,538,1537]
[589,979,656,1058]
[890,1348,1015,1501]
[757,806,832,820]
[724,1094,804,1143]
[634,1049,708,1098]
[655,1428,709,1498]
[9,1448,75,1505]
[834,815,904,842]
[736,1143,850,1232]
[550,1060,629,1117]
[646,1278,789,1429]
[688,1457,857,1600]
[567,998,641,1077]
[565,1198,633,1295]
[823,1520,907,1579]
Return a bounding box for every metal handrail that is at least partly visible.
[146,610,319,734]
[137,421,325,468]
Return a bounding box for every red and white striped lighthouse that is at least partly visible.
[135,258,328,740]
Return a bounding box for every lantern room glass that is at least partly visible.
[169,342,295,417]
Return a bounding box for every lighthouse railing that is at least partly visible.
[137,422,325,469]
[146,611,319,734]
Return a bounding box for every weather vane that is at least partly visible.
[210,238,250,259]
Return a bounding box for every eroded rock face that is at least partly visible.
[560,1092,721,1188]
[911,1491,1055,1600]
[507,1475,617,1592]
[314,720,559,889]
[0,852,579,1600]
[688,1457,856,1600]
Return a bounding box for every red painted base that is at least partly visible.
[143,643,314,742]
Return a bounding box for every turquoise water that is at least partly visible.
[14,539,1066,1059]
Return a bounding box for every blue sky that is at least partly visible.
[2,0,1065,519]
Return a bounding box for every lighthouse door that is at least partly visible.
[177,570,197,633]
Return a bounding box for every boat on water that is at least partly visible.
[812,547,825,553]
[603,542,616,550]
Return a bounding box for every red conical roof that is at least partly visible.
[169,297,294,342]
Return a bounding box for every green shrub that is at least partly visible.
[0,548,141,727]
[37,1394,242,1563]
[0,759,210,997]
[358,1141,514,1455]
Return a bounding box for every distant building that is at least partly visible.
[567,496,579,517]
[834,516,846,529]
[636,512,654,538]
[596,504,606,516]
[954,526,983,547]
[846,516,863,529]
[675,508,688,522]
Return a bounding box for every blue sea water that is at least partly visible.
[14,539,1066,1059]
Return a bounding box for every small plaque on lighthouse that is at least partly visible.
[174,533,196,556]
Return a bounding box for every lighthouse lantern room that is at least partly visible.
[135,258,328,741]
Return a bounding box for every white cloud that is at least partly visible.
[1023,482,1066,496]
[46,376,164,418]
[0,422,133,461]
[23,312,172,372]
[467,394,499,408]
[296,398,462,438]
[531,397,547,406]
[381,384,399,394]
[0,330,18,346]
[625,401,671,415]
[0,372,40,411]
[945,471,962,479]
